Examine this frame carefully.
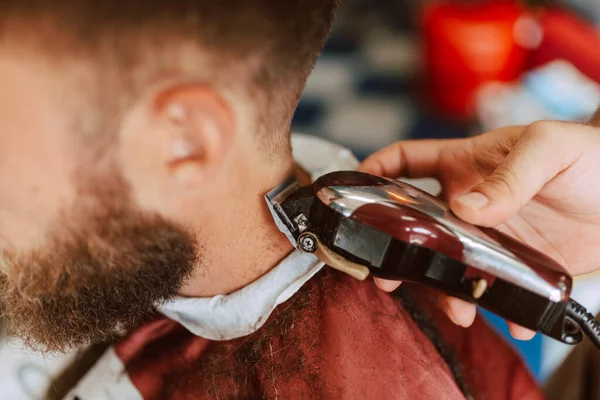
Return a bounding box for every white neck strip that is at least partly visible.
[158,250,324,340]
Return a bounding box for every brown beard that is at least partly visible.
[0,173,198,353]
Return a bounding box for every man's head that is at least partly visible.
[0,0,337,351]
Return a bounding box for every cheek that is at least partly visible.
[0,135,76,252]
[0,55,79,252]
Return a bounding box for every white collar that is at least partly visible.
[158,250,324,340]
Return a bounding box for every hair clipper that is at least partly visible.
[266,170,600,348]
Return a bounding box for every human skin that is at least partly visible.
[360,114,600,340]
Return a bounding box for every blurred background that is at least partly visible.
[291,0,600,385]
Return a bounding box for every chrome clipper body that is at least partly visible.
[266,170,600,348]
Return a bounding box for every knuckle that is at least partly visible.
[526,120,560,140]
[484,168,519,199]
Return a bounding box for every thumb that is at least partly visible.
[450,121,579,227]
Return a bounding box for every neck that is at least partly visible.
[179,157,296,298]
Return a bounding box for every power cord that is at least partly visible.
[566,298,600,349]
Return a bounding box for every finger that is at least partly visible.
[440,294,536,338]
[358,139,457,179]
[374,278,402,292]
[439,295,477,328]
[451,121,585,227]
[508,322,537,341]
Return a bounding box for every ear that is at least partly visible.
[157,85,235,184]
[119,84,235,211]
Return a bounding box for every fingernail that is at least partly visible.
[374,278,401,292]
[456,192,489,210]
[510,326,537,341]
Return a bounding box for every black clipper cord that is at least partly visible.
[567,299,600,349]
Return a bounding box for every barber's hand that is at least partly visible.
[359,117,600,340]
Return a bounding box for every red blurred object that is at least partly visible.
[531,9,600,84]
[422,1,530,118]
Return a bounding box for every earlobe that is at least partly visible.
[168,135,206,185]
